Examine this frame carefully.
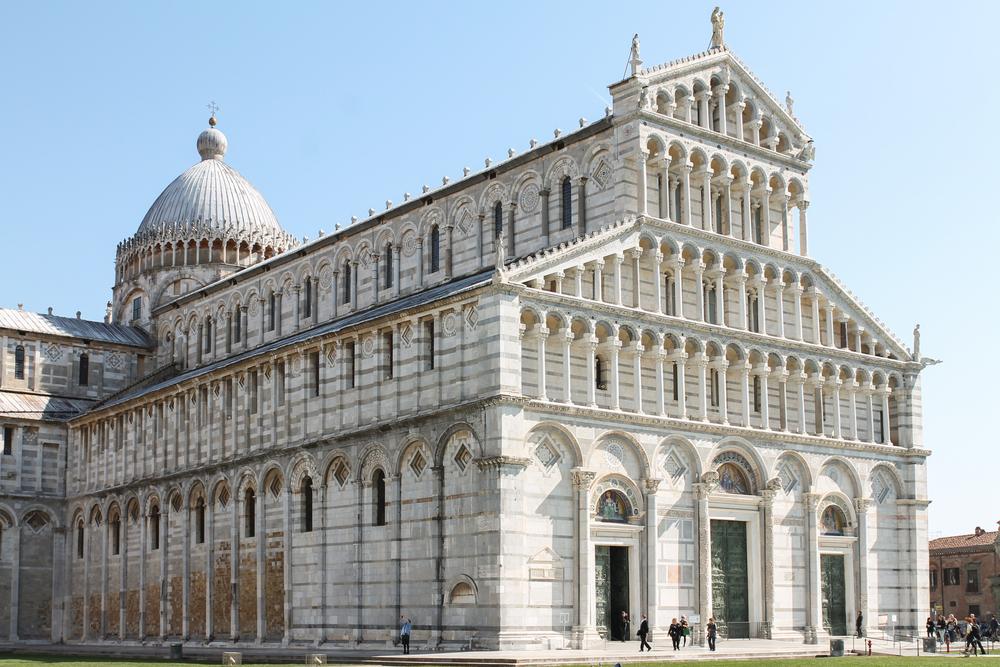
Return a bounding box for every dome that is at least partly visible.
[135,120,288,240]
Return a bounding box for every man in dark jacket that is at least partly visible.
[637,614,651,652]
[856,611,864,638]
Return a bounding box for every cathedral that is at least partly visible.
[0,13,931,651]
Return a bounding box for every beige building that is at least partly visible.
[0,14,931,651]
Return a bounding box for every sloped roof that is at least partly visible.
[930,530,998,554]
[0,391,95,421]
[0,308,151,348]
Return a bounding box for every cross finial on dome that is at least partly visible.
[207,101,220,127]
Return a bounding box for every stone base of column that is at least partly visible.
[803,625,820,644]
[570,625,604,649]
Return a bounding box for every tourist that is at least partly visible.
[937,616,947,643]
[621,610,631,642]
[399,615,412,655]
[707,617,718,652]
[637,614,651,652]
[967,614,986,656]
[856,611,864,638]
[668,618,681,650]
[990,614,999,641]
[926,616,936,638]
[680,615,689,646]
[947,614,959,643]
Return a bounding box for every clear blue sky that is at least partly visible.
[1,1,996,536]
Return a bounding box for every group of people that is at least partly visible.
[927,613,998,655]
[618,612,718,652]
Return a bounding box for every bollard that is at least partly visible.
[829,639,844,657]
[306,655,327,665]
[222,652,243,665]
[867,639,872,656]
[169,643,183,660]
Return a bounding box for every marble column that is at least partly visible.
[831,378,843,440]
[571,469,599,647]
[680,164,693,227]
[695,479,715,646]
[540,188,551,245]
[669,259,684,318]
[609,339,621,410]
[694,355,708,422]
[637,151,648,215]
[674,355,688,419]
[593,261,604,302]
[652,251,664,314]
[561,328,573,404]
[585,338,598,408]
[799,201,810,256]
[655,350,666,416]
[692,262,705,321]
[855,499,871,638]
[644,478,662,631]
[790,286,803,340]
[737,361,751,427]
[611,255,623,305]
[846,382,859,440]
[760,487,777,639]
[536,326,549,401]
[756,365,771,430]
[630,249,642,308]
[632,344,644,414]
[735,274,747,330]
[804,492,821,644]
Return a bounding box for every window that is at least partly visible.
[276,362,286,407]
[244,488,256,538]
[753,375,762,413]
[204,317,212,353]
[672,362,679,400]
[747,294,760,332]
[970,604,981,617]
[430,225,440,273]
[249,370,259,414]
[301,476,313,533]
[2,427,12,456]
[705,286,717,323]
[234,307,242,343]
[372,469,386,526]
[14,345,25,380]
[111,514,121,555]
[943,568,960,586]
[839,321,848,349]
[383,331,394,380]
[132,296,142,322]
[310,351,320,397]
[149,505,160,550]
[268,292,276,331]
[709,368,720,407]
[424,320,435,370]
[195,498,205,545]
[384,244,393,288]
[493,201,503,239]
[714,195,723,234]
[874,407,885,444]
[78,353,89,386]
[752,205,763,244]
[664,275,675,316]
[595,355,608,390]
[967,567,980,593]
[346,341,356,389]
[929,570,938,590]
[561,177,572,229]
[303,278,312,319]
[673,183,682,222]
[343,261,352,304]
[76,521,84,559]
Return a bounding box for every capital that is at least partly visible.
[643,478,662,494]
[571,468,596,489]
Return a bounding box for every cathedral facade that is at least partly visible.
[0,20,930,650]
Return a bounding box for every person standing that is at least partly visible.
[968,614,986,655]
[399,615,412,655]
[621,610,631,642]
[668,618,681,650]
[680,615,689,646]
[856,611,864,638]
[707,617,718,652]
[926,616,935,638]
[637,614,651,652]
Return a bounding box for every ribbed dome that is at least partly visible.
[136,123,286,238]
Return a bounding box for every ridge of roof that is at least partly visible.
[0,308,152,348]
[930,530,998,551]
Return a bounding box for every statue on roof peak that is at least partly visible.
[629,33,643,76]
[710,7,725,49]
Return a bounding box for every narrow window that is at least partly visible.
[76,521,84,559]
[303,279,312,319]
[714,195,723,234]
[373,469,386,526]
[753,375,762,413]
[149,505,160,550]
[14,345,25,380]
[249,370,259,414]
[343,261,352,304]
[2,426,13,456]
[204,317,212,353]
[195,498,206,544]
[301,476,313,533]
[595,356,608,390]
[346,341,356,389]
[276,362,286,407]
[244,489,256,538]
[430,225,440,273]
[839,321,848,349]
[561,177,572,229]
[747,294,760,333]
[383,331,394,380]
[111,515,121,555]
[132,296,142,322]
[874,407,885,444]
[673,182,682,221]
[424,320,435,370]
[710,368,720,407]
[310,351,320,397]
[384,244,394,288]
[753,205,763,244]
[664,275,674,316]
[671,362,679,400]
[78,354,90,386]
[234,307,242,343]
[493,201,503,239]
[967,567,980,593]
[705,286,717,324]
[268,292,276,331]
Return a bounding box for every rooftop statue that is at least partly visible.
[710,7,725,49]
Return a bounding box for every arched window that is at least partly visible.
[449,581,477,605]
[343,261,352,304]
[110,513,121,555]
[301,475,313,533]
[820,505,847,536]
[132,296,142,322]
[195,498,206,544]
[372,469,386,526]
[384,244,393,288]
[717,462,751,495]
[76,520,84,559]
[595,355,608,390]
[430,226,440,273]
[149,504,160,550]
[303,278,312,318]
[14,345,25,380]
[561,177,573,229]
[78,353,89,386]
[244,488,256,538]
[493,201,503,240]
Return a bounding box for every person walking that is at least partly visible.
[620,610,631,642]
[707,617,718,652]
[399,615,412,655]
[637,614,651,652]
[856,611,864,638]
[990,614,999,641]
[668,618,681,650]
[680,615,689,646]
[968,614,986,655]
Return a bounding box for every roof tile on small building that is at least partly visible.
[930,530,999,553]
[0,308,151,348]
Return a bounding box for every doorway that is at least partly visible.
[595,545,630,640]
[711,520,749,638]
[821,554,847,635]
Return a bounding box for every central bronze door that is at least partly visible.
[595,545,629,640]
[821,554,848,636]
[711,520,750,638]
